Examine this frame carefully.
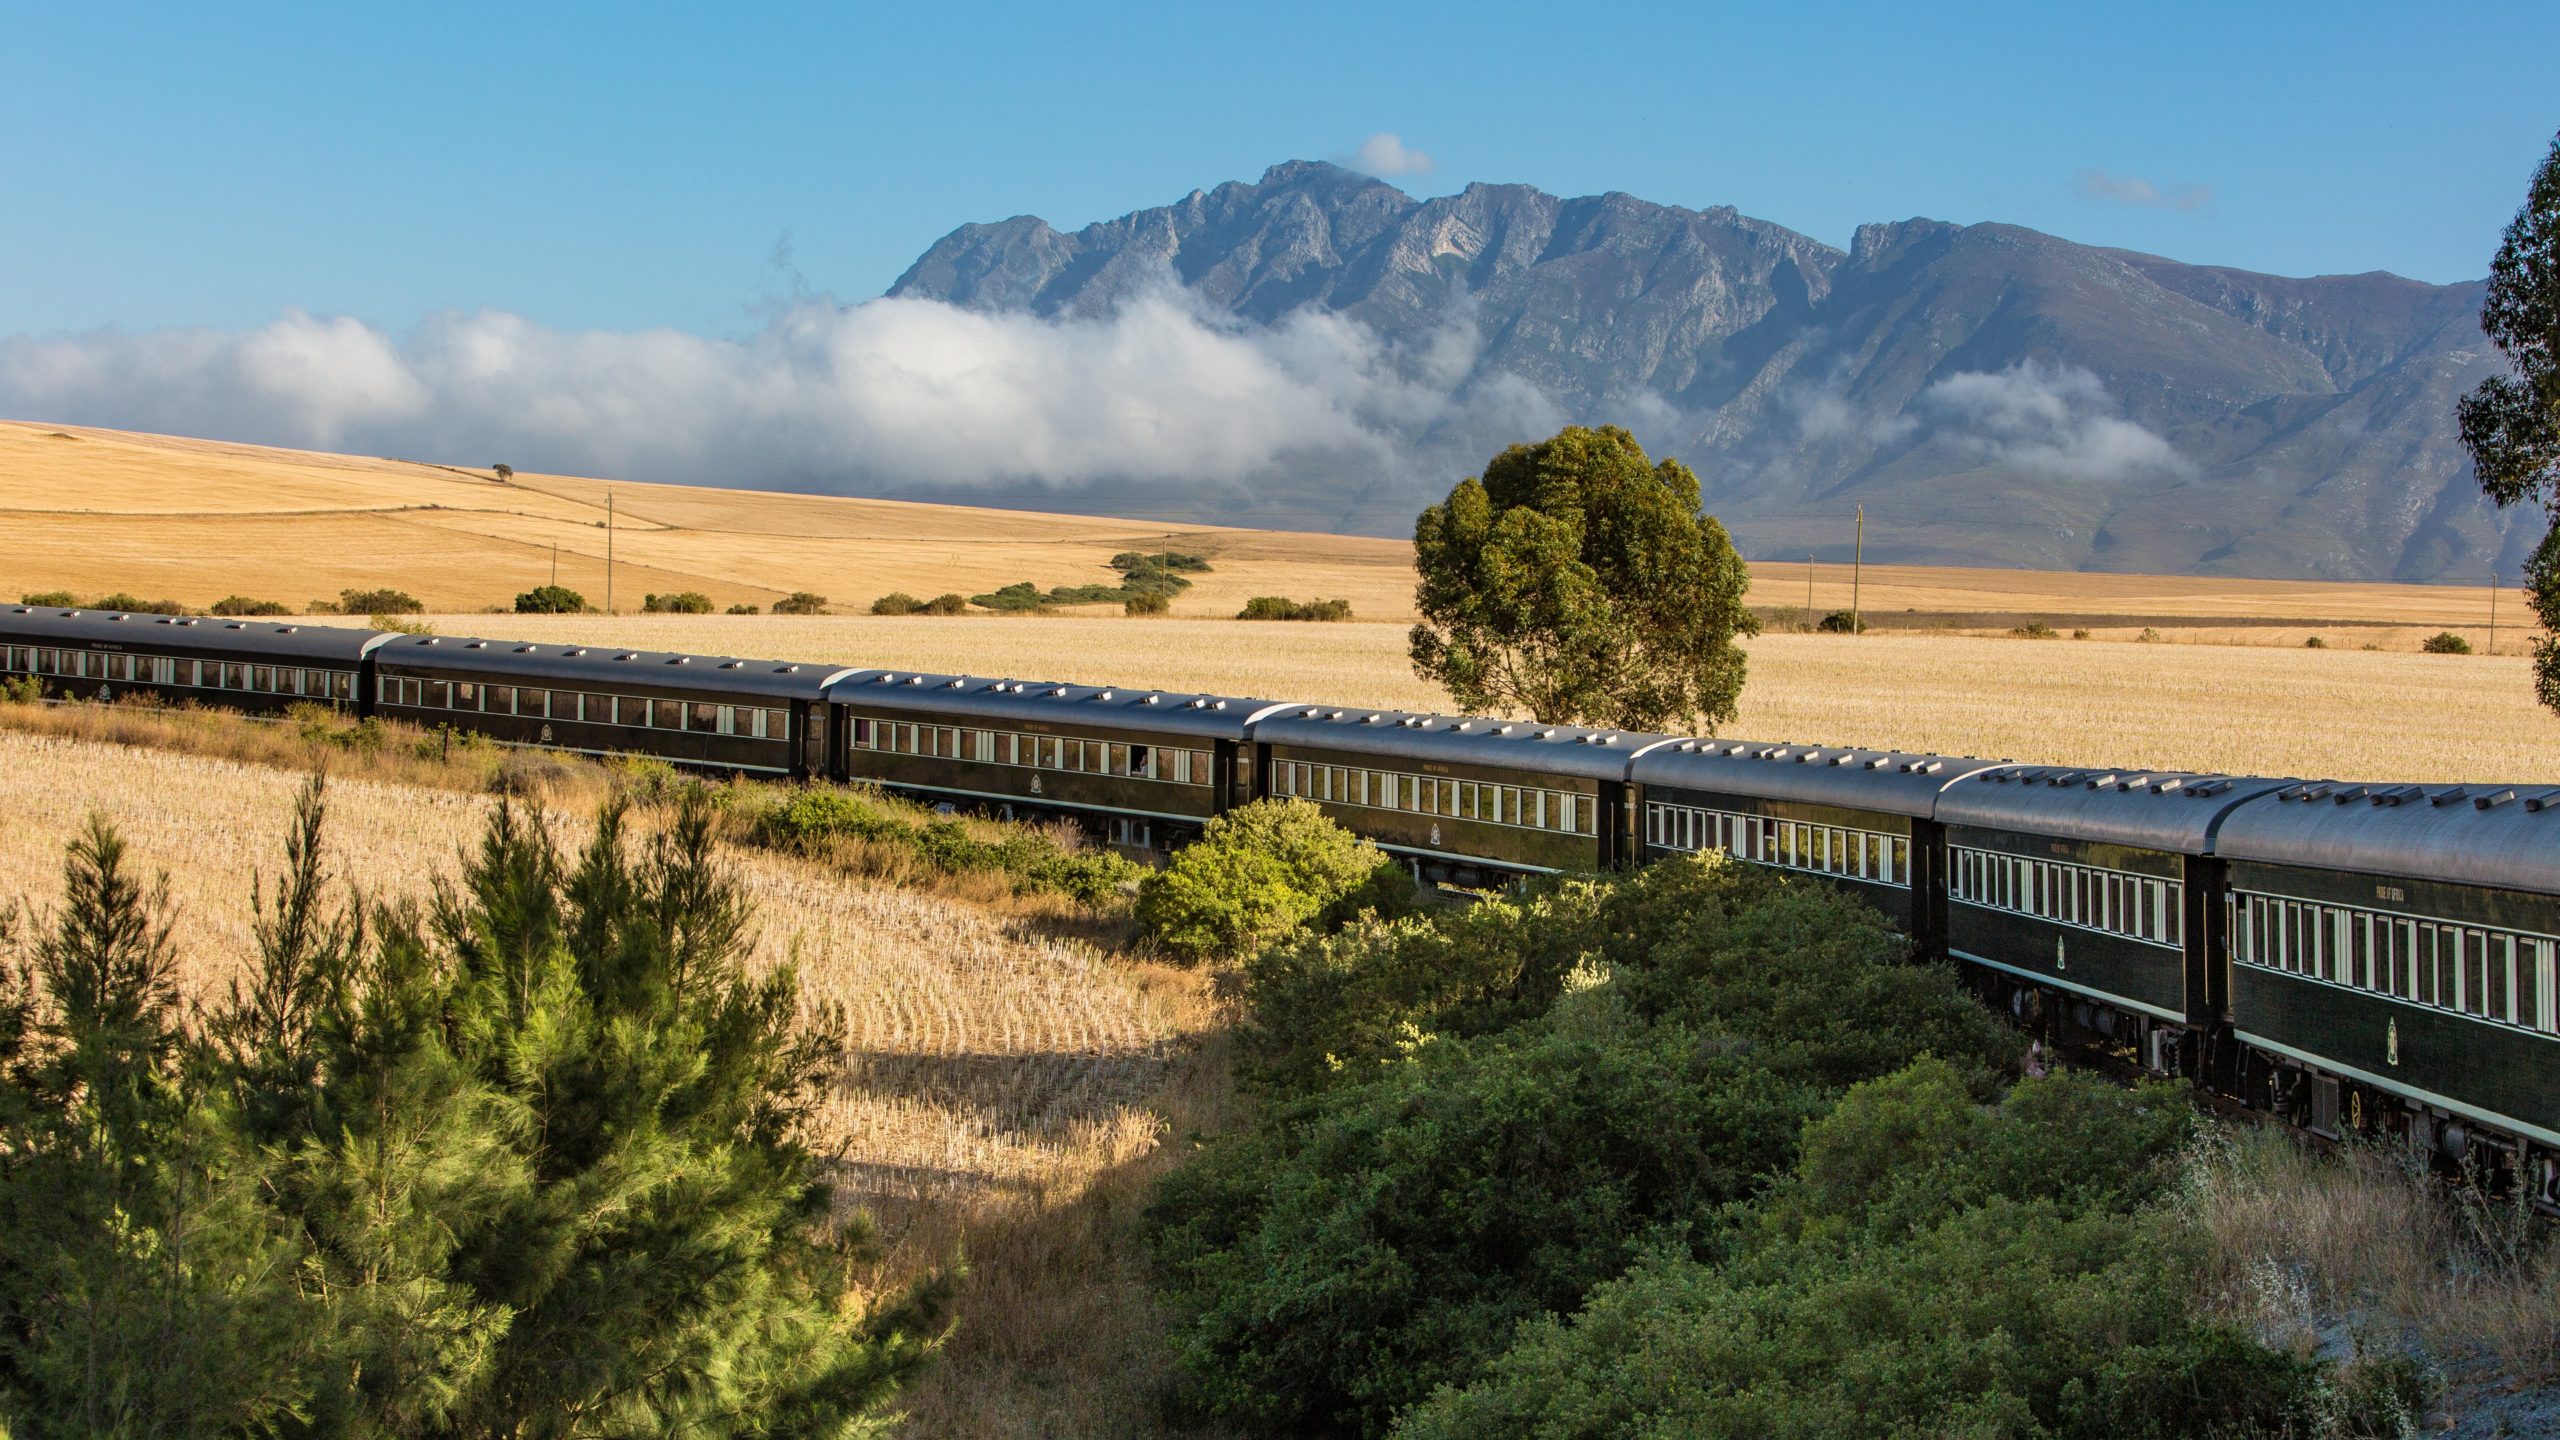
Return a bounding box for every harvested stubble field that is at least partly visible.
[345,612,2560,784]
[0,721,1224,1437]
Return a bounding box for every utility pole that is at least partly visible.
[1852,506,1865,636]
[550,542,559,588]
[606,490,616,616]
[2489,569,2499,657]
[1805,555,1815,632]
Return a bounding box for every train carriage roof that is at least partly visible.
[1631,739,1997,816]
[2215,781,2560,896]
[823,669,1296,742]
[1247,706,1667,783]
[0,606,397,664]
[1934,764,2291,854]
[377,633,851,701]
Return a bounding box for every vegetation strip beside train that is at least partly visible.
[5,596,2557,1210]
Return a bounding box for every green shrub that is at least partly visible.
[2137,626,2162,642]
[209,595,293,616]
[921,592,969,615]
[726,603,761,615]
[1149,861,2021,1433]
[755,786,1144,904]
[512,584,587,614]
[869,592,924,616]
[2073,627,2093,639]
[642,591,712,614]
[772,591,829,616]
[1,675,41,705]
[306,598,341,613]
[2009,620,2059,639]
[92,592,192,615]
[1124,590,1171,617]
[1237,595,1353,622]
[1134,799,1408,964]
[1815,608,1864,633]
[2304,634,2327,648]
[339,587,423,614]
[971,582,1050,613]
[2422,630,2473,654]
[372,613,434,635]
[18,590,77,607]
[1109,550,1211,575]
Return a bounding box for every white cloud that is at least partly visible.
[1917,361,2191,483]
[0,290,1555,501]
[1348,132,1434,179]
[2076,168,2212,213]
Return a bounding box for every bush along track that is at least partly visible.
[1147,853,2439,1439]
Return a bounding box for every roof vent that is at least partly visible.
[2524,790,2560,812]
[2152,777,2184,794]
[1186,697,1206,709]
[911,676,930,687]
[777,663,800,673]
[722,660,746,670]
[1726,743,1751,756]
[669,656,693,665]
[227,622,246,630]
[1098,689,1114,701]
[1047,685,1066,697]
[1143,694,1161,705]
[109,613,128,622]
[1334,710,1350,721]
[2329,785,2368,804]
[875,673,896,684]
[563,646,586,656]
[417,636,439,645]
[1537,728,1557,740]
[944,676,962,687]
[1864,755,1890,769]
[2429,787,2469,807]
[1212,700,1226,710]
[465,640,487,649]
[2475,788,2516,810]
[2084,773,2117,790]
[515,645,537,654]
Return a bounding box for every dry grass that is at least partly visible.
[2186,1125,2560,1391]
[327,614,2560,784]
[4,418,2529,639]
[0,722,1228,1437]
[0,419,1414,620]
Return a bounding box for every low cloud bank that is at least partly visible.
[0,291,1551,501]
[1917,362,2192,483]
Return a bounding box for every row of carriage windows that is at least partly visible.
[376,674,791,741]
[1645,803,1910,888]
[3,645,357,701]
[851,719,1212,787]
[1269,759,1595,835]
[2231,891,2560,1036]
[1951,846,2185,949]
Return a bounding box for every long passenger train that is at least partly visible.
[5,602,2553,1205]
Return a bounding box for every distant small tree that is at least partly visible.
[1816,609,1864,634]
[1411,426,1756,733]
[922,592,970,615]
[2423,631,2474,654]
[512,584,588,614]
[2460,130,2560,711]
[725,603,761,615]
[210,595,293,617]
[338,587,423,615]
[1125,591,1172,617]
[642,591,712,614]
[772,591,829,616]
[19,591,77,607]
[870,592,923,616]
[491,463,514,482]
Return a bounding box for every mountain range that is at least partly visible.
[890,161,2520,582]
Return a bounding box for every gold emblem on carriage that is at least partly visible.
[1029,775,1043,796]
[540,723,554,744]
[2387,1017,2399,1066]
[2055,936,2067,971]
[1429,823,1442,848]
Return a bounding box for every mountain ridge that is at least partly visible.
[889,161,2519,582]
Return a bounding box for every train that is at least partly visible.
[6,600,2554,1207]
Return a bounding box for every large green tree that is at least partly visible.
[2460,129,2560,710]
[1409,426,1756,733]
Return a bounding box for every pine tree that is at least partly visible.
[0,817,320,1436]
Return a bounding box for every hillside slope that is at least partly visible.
[893,162,2516,581]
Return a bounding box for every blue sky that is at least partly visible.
[4,1,2554,340]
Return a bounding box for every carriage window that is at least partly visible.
[644,698,674,730]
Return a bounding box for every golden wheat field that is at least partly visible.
[1,418,2531,638]
[314,612,2560,784]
